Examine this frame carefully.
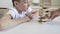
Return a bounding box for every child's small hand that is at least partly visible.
[25,13,33,19]
[31,11,37,14]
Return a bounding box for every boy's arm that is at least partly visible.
[25,10,37,19]
[0,14,30,30]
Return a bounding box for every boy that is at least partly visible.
[0,0,36,30]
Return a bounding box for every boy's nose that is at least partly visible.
[25,4,29,9]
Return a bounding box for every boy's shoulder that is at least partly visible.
[9,7,16,11]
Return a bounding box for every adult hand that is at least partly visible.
[50,8,60,20]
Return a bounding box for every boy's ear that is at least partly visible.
[14,1,19,6]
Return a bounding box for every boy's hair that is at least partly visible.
[12,0,21,6]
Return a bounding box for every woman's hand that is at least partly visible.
[50,8,60,20]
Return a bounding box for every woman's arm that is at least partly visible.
[50,8,60,20]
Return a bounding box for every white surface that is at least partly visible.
[0,19,60,34]
[0,16,60,34]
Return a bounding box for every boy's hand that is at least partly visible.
[25,13,33,19]
[31,10,37,14]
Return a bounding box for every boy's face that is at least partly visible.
[14,0,29,11]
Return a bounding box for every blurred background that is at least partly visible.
[0,0,60,21]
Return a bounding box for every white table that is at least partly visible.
[0,16,60,34]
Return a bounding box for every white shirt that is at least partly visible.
[7,7,32,19]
